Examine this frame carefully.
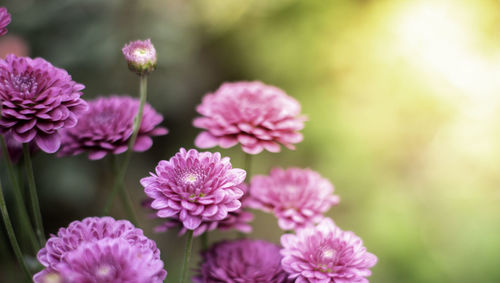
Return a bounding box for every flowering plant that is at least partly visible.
[0,5,377,283]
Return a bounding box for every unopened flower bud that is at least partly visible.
[122,39,157,75]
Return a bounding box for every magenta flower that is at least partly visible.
[0,7,11,37]
[34,217,167,283]
[0,54,87,153]
[149,183,254,236]
[249,167,339,230]
[281,218,377,283]
[193,239,291,283]
[58,96,167,160]
[122,39,157,75]
[193,81,306,154]
[140,148,246,230]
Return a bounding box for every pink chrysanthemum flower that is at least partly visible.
[193,81,306,154]
[150,183,254,237]
[140,148,246,230]
[33,217,166,283]
[0,54,87,153]
[280,218,377,283]
[249,167,339,230]
[58,96,167,160]
[122,39,157,75]
[193,239,291,283]
[0,7,11,37]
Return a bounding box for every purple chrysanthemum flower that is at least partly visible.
[122,39,157,75]
[0,7,11,37]
[193,81,306,154]
[280,218,377,283]
[248,168,339,231]
[193,239,291,283]
[150,183,254,237]
[0,54,87,153]
[140,148,246,231]
[58,96,167,160]
[34,217,167,283]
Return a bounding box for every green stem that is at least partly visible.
[118,190,138,225]
[110,155,138,225]
[102,75,148,223]
[179,230,194,283]
[200,232,208,250]
[22,143,45,245]
[0,179,32,281]
[0,137,39,251]
[244,153,252,180]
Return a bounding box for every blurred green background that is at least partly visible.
[1,0,500,282]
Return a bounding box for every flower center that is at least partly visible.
[314,245,339,273]
[92,112,116,125]
[285,185,298,193]
[317,264,333,273]
[177,169,207,197]
[133,48,152,61]
[183,173,198,184]
[322,248,336,260]
[96,264,113,278]
[42,272,63,283]
[12,74,38,98]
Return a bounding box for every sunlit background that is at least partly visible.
[1,0,500,282]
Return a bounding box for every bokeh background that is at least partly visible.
[1,0,500,282]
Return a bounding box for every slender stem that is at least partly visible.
[239,153,253,240]
[118,190,138,225]
[0,137,39,251]
[101,151,133,218]
[200,232,208,250]
[179,230,194,283]
[0,179,32,281]
[102,75,148,222]
[22,143,45,245]
[244,153,252,180]
[109,155,138,225]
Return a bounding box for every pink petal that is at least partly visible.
[35,133,61,153]
[133,136,153,151]
[194,132,219,148]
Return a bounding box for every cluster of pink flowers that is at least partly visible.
[137,81,376,282]
[0,9,377,281]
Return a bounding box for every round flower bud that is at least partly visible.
[122,39,157,75]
